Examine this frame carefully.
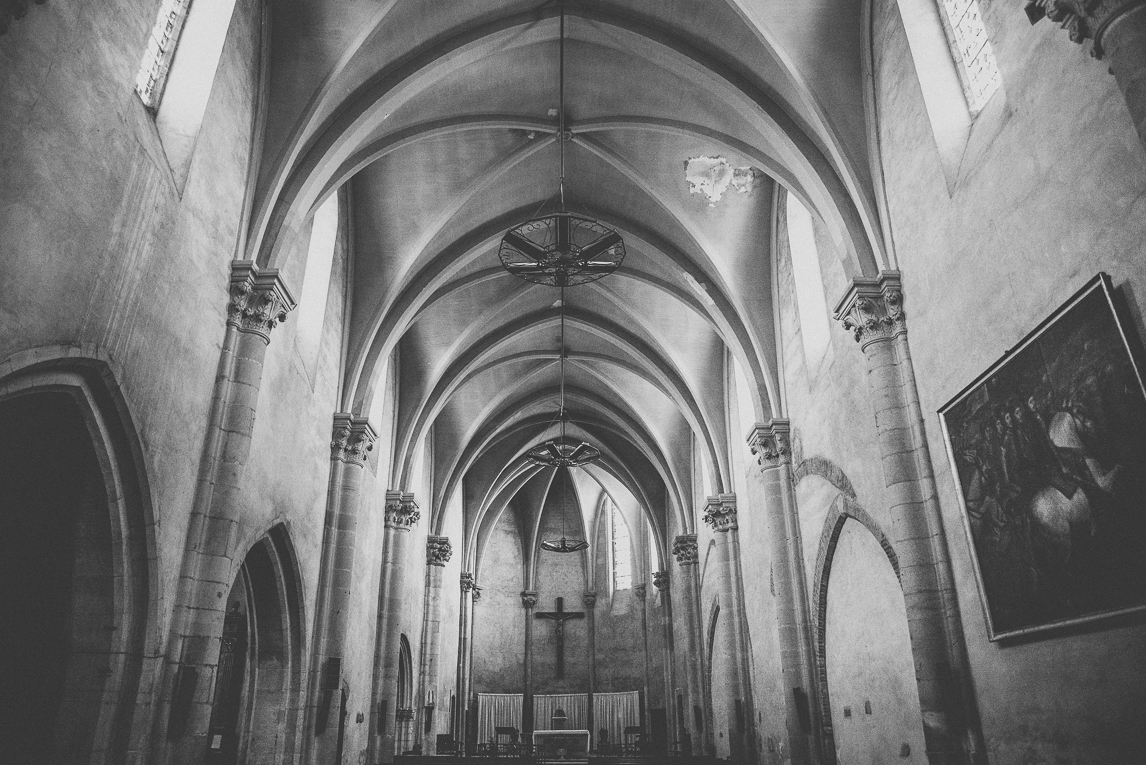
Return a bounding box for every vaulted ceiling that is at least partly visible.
[244,0,888,570]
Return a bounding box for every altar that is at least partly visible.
[530,729,590,758]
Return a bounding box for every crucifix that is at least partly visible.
[534,597,584,679]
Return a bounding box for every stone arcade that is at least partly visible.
[2,0,1146,764]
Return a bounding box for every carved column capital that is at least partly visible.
[652,571,670,591]
[471,584,483,603]
[834,271,905,350]
[582,591,597,608]
[460,572,475,593]
[672,534,699,566]
[634,583,647,600]
[227,261,296,342]
[427,536,453,567]
[521,590,539,609]
[1025,0,1146,57]
[748,419,792,471]
[331,414,377,466]
[384,491,420,530]
[702,494,738,532]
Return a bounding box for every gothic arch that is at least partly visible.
[810,494,901,764]
[793,455,857,499]
[209,524,307,765]
[0,346,159,763]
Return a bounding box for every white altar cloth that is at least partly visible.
[531,729,590,756]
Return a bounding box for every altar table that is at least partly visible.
[530,729,590,757]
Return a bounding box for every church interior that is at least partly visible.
[3,0,1146,763]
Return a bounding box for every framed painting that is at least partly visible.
[939,274,1146,640]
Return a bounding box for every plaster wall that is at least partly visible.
[773,180,922,765]
[590,533,651,696]
[824,519,926,765]
[0,2,392,761]
[0,0,265,638]
[871,0,1146,761]
[471,505,527,694]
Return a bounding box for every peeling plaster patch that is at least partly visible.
[685,156,758,204]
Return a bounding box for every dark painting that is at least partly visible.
[941,275,1146,639]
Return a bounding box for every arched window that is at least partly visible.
[134,0,241,188]
[611,503,632,592]
[937,0,1000,113]
[786,194,830,370]
[295,193,340,378]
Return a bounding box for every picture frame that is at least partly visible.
[939,273,1146,641]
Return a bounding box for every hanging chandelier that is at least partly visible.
[504,2,614,553]
[540,467,590,553]
[498,2,625,288]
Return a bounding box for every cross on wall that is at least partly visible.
[534,597,585,679]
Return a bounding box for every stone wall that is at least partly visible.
[0,2,394,761]
[471,504,527,694]
[871,1,1146,762]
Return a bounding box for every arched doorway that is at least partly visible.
[396,634,415,754]
[824,518,926,765]
[0,362,154,765]
[705,600,735,760]
[204,528,304,765]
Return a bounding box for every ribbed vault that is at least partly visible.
[242,0,885,573]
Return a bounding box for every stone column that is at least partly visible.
[369,492,419,762]
[416,536,452,753]
[834,272,985,765]
[635,583,651,734]
[1025,0,1146,147]
[306,414,377,764]
[672,534,714,756]
[652,571,678,747]
[748,420,822,764]
[702,494,756,764]
[521,590,539,737]
[156,261,294,764]
[454,573,476,753]
[583,590,598,742]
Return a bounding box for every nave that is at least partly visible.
[3,0,1146,763]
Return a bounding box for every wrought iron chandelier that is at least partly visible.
[497,2,625,288]
[504,3,615,553]
[540,467,590,553]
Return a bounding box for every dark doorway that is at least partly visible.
[0,392,119,763]
[205,531,303,765]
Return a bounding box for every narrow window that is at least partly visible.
[134,0,241,189]
[611,503,632,592]
[295,194,340,375]
[938,0,1000,113]
[786,194,830,370]
[134,0,193,109]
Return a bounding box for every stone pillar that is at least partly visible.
[652,571,678,747]
[521,590,539,736]
[1025,0,1146,148]
[583,590,598,741]
[454,573,476,753]
[156,261,294,764]
[369,491,419,762]
[702,494,756,764]
[306,414,377,764]
[635,583,651,734]
[672,533,714,756]
[834,272,985,765]
[748,420,823,764]
[416,536,452,753]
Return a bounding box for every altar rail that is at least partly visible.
[394,755,724,765]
